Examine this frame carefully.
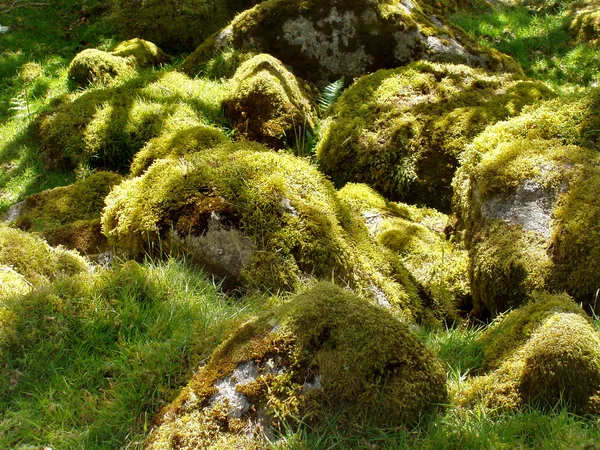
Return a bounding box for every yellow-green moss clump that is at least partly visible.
[146,283,448,449]
[103,143,430,321]
[108,0,254,52]
[454,90,600,316]
[130,126,230,177]
[7,172,122,254]
[0,266,31,300]
[68,39,172,87]
[183,0,521,87]
[36,71,228,172]
[316,62,553,211]
[337,183,469,321]
[223,54,316,149]
[0,224,88,288]
[569,0,600,45]
[460,311,600,414]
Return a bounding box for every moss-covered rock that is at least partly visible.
[130,126,230,177]
[337,183,470,321]
[477,291,587,372]
[146,283,447,448]
[0,266,31,300]
[111,38,172,67]
[103,143,429,320]
[0,224,88,287]
[68,49,135,87]
[460,312,600,414]
[5,172,122,254]
[223,54,316,149]
[569,1,600,45]
[183,0,522,87]
[454,90,600,316]
[316,62,553,211]
[36,71,228,172]
[108,0,255,53]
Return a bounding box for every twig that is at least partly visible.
[0,0,50,14]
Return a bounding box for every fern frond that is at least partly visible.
[317,77,345,114]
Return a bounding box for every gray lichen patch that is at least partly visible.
[210,361,259,418]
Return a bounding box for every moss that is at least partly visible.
[111,38,172,68]
[183,0,521,87]
[103,144,424,320]
[36,70,228,172]
[460,312,600,414]
[131,126,230,177]
[223,54,316,149]
[186,46,257,80]
[0,265,32,300]
[477,291,587,372]
[0,224,88,287]
[454,90,600,315]
[147,283,447,448]
[68,49,136,87]
[108,0,254,53]
[569,0,600,45]
[316,62,553,211]
[337,183,470,322]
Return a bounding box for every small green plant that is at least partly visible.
[316,77,345,116]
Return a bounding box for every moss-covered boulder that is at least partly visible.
[0,266,31,300]
[316,62,553,211]
[68,49,135,86]
[183,0,522,87]
[338,183,470,321]
[111,38,172,67]
[130,126,230,177]
[5,172,122,254]
[36,71,227,172]
[108,0,255,53]
[0,224,88,287]
[454,91,600,316]
[146,283,448,448]
[569,0,600,45]
[103,143,429,320]
[223,54,316,149]
[460,311,600,414]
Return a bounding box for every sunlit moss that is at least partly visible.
[147,283,448,448]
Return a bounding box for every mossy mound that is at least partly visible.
[0,224,88,287]
[130,126,230,177]
[183,0,521,87]
[337,183,470,321]
[68,49,135,87]
[111,38,172,67]
[36,71,228,172]
[6,172,122,254]
[0,266,31,300]
[316,62,553,211]
[569,1,600,45]
[454,90,600,316]
[146,283,448,448]
[460,312,600,414]
[477,291,587,372]
[108,0,254,53]
[223,54,316,149]
[103,144,427,320]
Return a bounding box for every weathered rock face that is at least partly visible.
[454,90,600,316]
[460,309,600,415]
[145,283,448,449]
[223,54,316,149]
[316,62,553,211]
[183,0,522,87]
[102,142,430,320]
[4,172,122,254]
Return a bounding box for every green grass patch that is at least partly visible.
[0,258,260,449]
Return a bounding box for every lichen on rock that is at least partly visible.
[102,143,427,320]
[316,61,553,211]
[183,0,522,87]
[145,283,448,449]
[453,90,600,316]
[222,54,316,149]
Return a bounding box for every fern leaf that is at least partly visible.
[317,77,345,114]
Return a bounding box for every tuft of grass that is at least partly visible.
[0,257,260,449]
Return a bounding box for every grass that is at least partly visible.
[0,257,262,449]
[450,2,600,89]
